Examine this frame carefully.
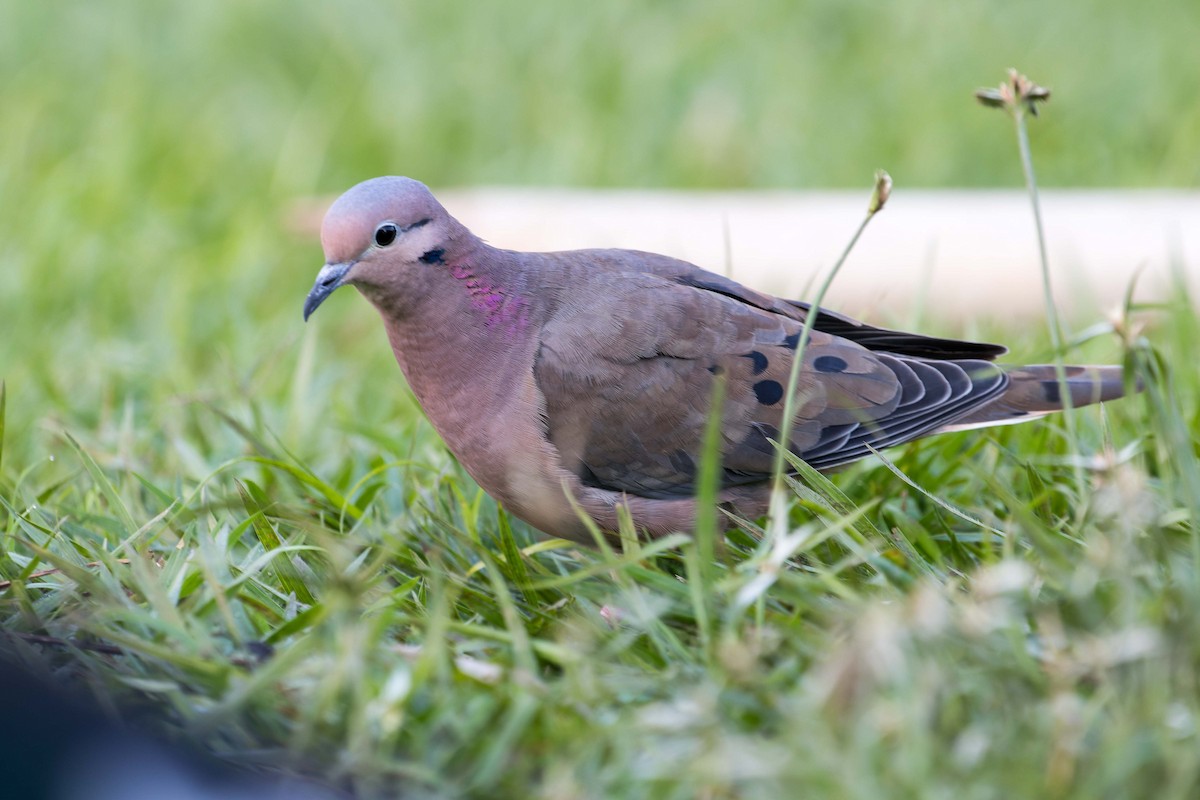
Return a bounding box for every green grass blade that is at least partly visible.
[63,432,137,535]
[866,445,1006,538]
[236,480,316,606]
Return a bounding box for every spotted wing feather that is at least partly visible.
[533,259,1010,497]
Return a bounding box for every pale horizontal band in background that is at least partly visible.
[296,189,1198,324]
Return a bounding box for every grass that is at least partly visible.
[4,2,1200,797]
[8,309,1200,798]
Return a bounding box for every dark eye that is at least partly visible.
[374,223,398,247]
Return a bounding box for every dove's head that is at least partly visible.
[304,176,463,320]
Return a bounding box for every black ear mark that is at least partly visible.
[419,248,445,264]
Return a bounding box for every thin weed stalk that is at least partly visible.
[768,171,892,518]
[977,69,1084,496]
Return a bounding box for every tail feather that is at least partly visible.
[940,364,1129,433]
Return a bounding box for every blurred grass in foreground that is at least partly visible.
[3,0,1198,463]
[3,298,1199,797]
[3,1,1200,797]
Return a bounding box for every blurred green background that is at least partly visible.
[6,0,1196,192]
[1,0,1196,463]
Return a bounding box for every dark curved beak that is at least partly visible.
[303,261,353,321]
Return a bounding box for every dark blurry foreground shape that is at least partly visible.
[0,657,342,800]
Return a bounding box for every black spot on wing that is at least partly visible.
[753,380,784,406]
[783,332,801,350]
[814,355,848,373]
[1042,380,1061,404]
[742,351,769,375]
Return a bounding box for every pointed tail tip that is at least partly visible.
[941,364,1135,433]
[1027,364,1131,408]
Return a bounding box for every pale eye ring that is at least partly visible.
[374,223,398,247]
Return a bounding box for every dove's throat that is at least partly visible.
[445,260,532,334]
[375,252,577,533]
[377,247,543,443]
